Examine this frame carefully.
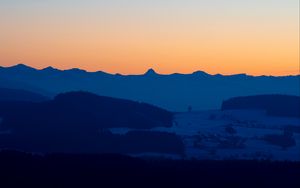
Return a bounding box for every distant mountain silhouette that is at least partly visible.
[0,64,299,111]
[144,68,158,76]
[221,95,300,118]
[0,88,48,102]
[4,63,36,73]
[41,66,60,73]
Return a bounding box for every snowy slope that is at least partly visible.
[110,110,300,161]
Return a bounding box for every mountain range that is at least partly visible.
[0,64,299,111]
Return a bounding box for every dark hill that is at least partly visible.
[0,91,181,154]
[0,91,173,131]
[221,95,300,118]
[53,91,173,128]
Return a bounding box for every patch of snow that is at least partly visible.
[109,110,300,161]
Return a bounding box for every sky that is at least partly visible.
[0,0,299,75]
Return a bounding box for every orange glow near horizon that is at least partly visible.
[0,0,299,76]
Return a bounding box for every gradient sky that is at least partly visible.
[0,0,299,75]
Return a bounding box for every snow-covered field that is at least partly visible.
[110,110,300,161]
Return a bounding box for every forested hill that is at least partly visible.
[222,95,300,118]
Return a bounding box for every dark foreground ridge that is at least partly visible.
[0,150,299,188]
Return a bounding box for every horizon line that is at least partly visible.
[1,63,299,77]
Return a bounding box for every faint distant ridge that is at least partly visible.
[0,88,48,102]
[221,95,300,118]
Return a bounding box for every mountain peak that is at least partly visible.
[192,70,210,77]
[9,64,36,71]
[65,68,87,74]
[13,63,31,68]
[42,66,59,72]
[144,68,158,76]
